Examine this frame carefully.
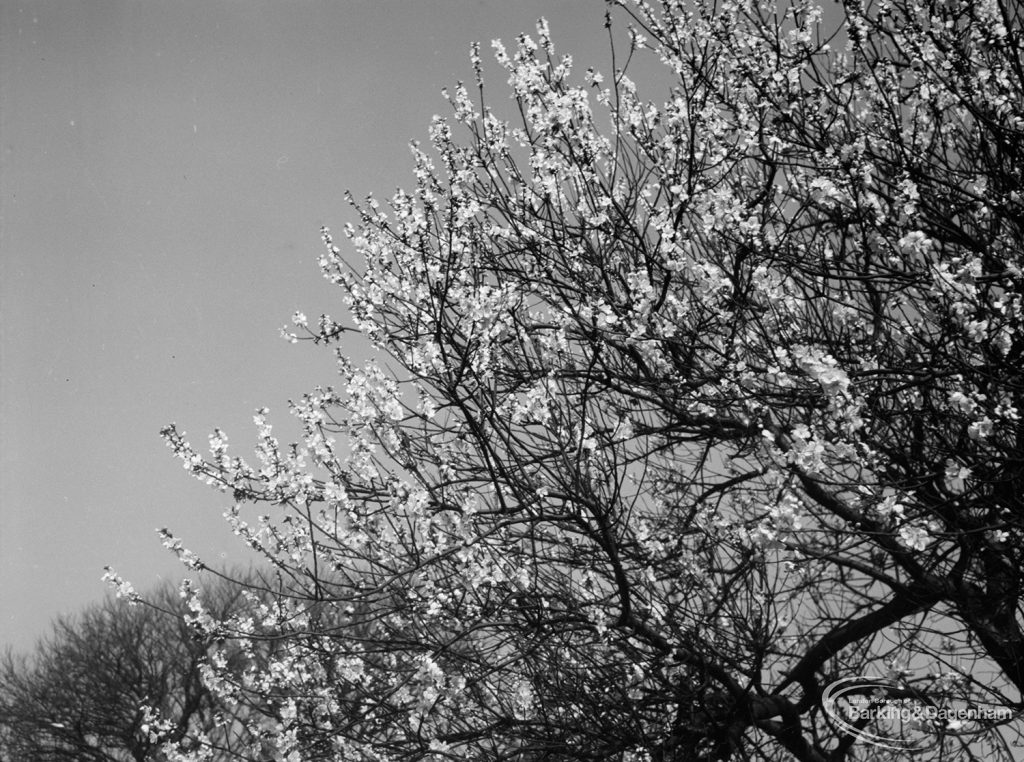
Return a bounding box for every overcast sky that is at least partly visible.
[0,0,613,651]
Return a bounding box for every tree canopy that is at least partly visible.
[141,0,1024,759]
[0,576,264,762]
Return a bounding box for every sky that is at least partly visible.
[0,0,613,652]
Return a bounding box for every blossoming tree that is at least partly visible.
[140,0,1024,758]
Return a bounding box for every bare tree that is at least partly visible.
[0,574,266,762]
[155,0,1024,759]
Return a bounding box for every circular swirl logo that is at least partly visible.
[821,676,1013,752]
